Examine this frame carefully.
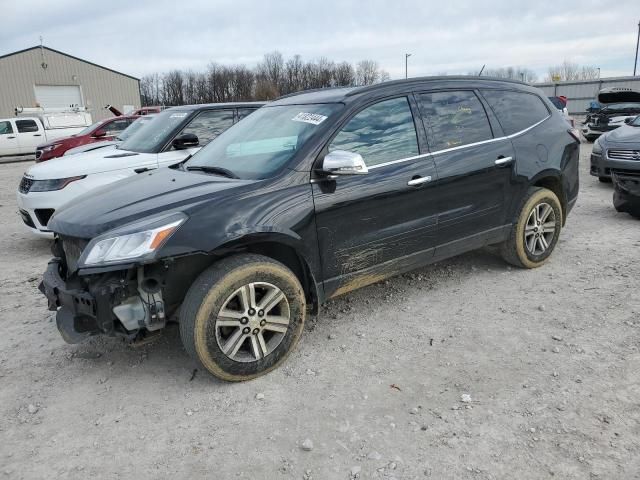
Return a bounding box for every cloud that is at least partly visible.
[2,0,639,79]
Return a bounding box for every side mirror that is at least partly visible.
[172,133,199,150]
[93,129,107,138]
[321,150,368,177]
[624,117,634,125]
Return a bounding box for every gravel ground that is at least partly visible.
[1,144,639,480]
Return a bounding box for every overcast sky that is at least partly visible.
[4,0,640,81]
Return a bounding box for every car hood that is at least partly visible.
[25,148,156,179]
[603,124,640,143]
[64,141,119,156]
[598,88,640,104]
[48,167,255,238]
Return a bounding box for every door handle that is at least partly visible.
[33,134,42,136]
[407,175,432,186]
[495,156,513,167]
[7,136,15,139]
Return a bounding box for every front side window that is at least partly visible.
[329,97,419,167]
[119,109,192,153]
[16,119,39,133]
[481,90,549,135]
[186,103,343,179]
[237,108,258,120]
[0,121,13,135]
[177,110,235,147]
[417,91,493,151]
[103,119,132,135]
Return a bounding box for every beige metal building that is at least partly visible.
[0,46,140,121]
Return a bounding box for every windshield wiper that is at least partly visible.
[186,165,239,179]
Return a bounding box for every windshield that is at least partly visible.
[601,103,640,112]
[186,103,343,179]
[630,116,640,126]
[116,116,156,141]
[76,121,102,136]
[119,109,192,153]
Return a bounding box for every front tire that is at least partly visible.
[500,187,563,269]
[598,176,612,183]
[180,254,306,382]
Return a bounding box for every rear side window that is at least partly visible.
[417,91,493,151]
[179,109,234,146]
[16,119,39,133]
[481,90,550,135]
[0,121,13,135]
[329,97,419,167]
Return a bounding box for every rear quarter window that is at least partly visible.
[481,90,550,135]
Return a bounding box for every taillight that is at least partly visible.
[568,128,582,143]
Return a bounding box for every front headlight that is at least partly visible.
[41,144,62,153]
[79,213,186,267]
[592,139,602,155]
[29,176,86,192]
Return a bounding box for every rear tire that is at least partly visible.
[500,187,563,269]
[180,254,306,382]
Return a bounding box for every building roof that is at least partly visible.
[0,45,140,81]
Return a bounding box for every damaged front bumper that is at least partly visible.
[39,258,167,344]
[613,172,640,217]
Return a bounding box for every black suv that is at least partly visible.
[41,77,580,381]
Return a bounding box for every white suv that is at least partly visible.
[17,103,263,236]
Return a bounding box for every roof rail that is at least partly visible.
[275,86,351,100]
[344,75,528,97]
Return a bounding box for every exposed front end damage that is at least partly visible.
[40,237,169,344]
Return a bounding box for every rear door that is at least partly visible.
[0,120,20,157]
[415,89,516,254]
[312,96,439,295]
[15,119,44,154]
[158,109,235,166]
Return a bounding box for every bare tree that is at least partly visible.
[546,60,598,82]
[333,61,355,86]
[477,66,538,83]
[356,60,380,86]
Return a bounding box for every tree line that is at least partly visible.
[140,53,602,106]
[140,51,390,106]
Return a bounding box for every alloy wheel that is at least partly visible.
[214,282,290,363]
[524,202,556,256]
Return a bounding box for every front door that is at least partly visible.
[312,96,439,297]
[415,90,516,256]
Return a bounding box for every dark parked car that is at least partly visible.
[40,77,580,381]
[582,88,640,142]
[591,114,640,182]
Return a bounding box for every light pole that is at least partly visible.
[596,67,601,79]
[635,21,640,76]
[405,53,412,79]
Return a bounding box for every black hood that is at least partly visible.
[48,167,255,239]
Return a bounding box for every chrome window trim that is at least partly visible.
[367,114,550,171]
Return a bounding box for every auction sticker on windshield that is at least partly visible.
[170,112,189,118]
[292,112,328,125]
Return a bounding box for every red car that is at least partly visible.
[35,115,139,162]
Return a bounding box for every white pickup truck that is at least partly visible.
[0,108,92,160]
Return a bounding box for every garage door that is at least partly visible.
[34,85,83,109]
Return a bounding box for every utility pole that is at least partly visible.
[635,20,640,76]
[405,53,412,79]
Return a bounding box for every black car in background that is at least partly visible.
[40,77,580,381]
[591,114,640,182]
